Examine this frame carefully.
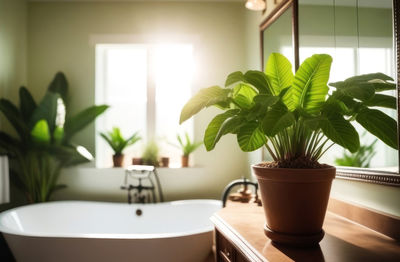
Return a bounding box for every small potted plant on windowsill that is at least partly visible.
[176,132,203,167]
[180,53,398,246]
[142,140,160,167]
[100,127,141,167]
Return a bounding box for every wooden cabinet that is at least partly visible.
[212,203,400,262]
[216,229,249,262]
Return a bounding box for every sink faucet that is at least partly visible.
[221,177,261,207]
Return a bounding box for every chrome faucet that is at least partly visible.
[121,165,164,204]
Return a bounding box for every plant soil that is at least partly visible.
[258,156,330,169]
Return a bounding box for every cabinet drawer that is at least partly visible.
[216,230,236,262]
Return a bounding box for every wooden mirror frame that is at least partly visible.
[260,0,400,186]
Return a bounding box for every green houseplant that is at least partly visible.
[180,53,397,246]
[142,141,159,167]
[0,72,108,203]
[334,132,377,168]
[176,132,203,167]
[100,127,141,167]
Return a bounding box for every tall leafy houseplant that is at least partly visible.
[180,53,397,246]
[0,72,108,203]
[100,127,141,167]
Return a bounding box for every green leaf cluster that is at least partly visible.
[180,53,398,167]
[100,127,141,155]
[176,132,203,157]
[0,72,108,202]
[142,141,159,167]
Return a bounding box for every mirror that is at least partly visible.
[262,5,294,69]
[260,0,400,185]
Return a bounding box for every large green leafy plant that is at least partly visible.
[0,72,108,202]
[180,53,397,168]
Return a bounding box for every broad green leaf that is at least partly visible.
[233,95,253,110]
[237,122,266,152]
[19,87,37,121]
[204,109,239,151]
[180,86,232,124]
[290,54,332,114]
[31,119,51,144]
[303,116,327,131]
[0,98,29,141]
[212,115,246,149]
[64,105,109,141]
[253,94,280,107]
[225,71,245,87]
[53,126,64,144]
[335,83,375,101]
[323,97,351,115]
[265,53,294,96]
[356,108,398,149]
[233,84,257,109]
[345,73,393,83]
[29,92,61,133]
[244,70,270,94]
[262,102,295,136]
[48,72,68,102]
[363,94,396,109]
[369,81,396,92]
[320,112,360,153]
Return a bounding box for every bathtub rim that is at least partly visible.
[0,199,221,239]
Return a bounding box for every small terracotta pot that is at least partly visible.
[160,157,170,167]
[132,157,143,165]
[252,165,335,246]
[112,154,124,167]
[181,155,189,167]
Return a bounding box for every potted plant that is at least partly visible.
[180,53,397,246]
[176,132,203,167]
[0,72,108,203]
[100,127,141,167]
[142,141,160,167]
[334,132,377,168]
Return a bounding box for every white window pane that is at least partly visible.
[154,44,194,166]
[96,45,148,167]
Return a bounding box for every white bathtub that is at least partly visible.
[0,199,221,262]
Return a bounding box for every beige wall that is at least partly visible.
[0,0,28,211]
[0,0,27,108]
[28,1,250,201]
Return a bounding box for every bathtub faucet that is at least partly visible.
[221,177,261,207]
[120,178,156,204]
[121,165,164,204]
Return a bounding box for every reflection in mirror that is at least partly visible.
[298,0,398,171]
[262,5,295,70]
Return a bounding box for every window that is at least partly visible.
[95,44,194,168]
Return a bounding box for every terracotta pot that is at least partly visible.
[161,157,170,167]
[181,156,189,167]
[112,154,124,167]
[132,157,143,165]
[252,165,335,246]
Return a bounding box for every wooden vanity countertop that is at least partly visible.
[211,203,400,262]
